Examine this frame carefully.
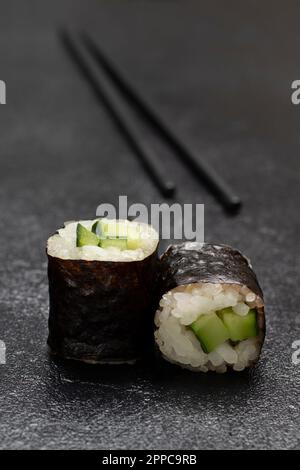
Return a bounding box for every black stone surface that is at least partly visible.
[0,0,299,450]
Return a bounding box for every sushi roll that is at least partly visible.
[155,243,265,373]
[47,219,159,364]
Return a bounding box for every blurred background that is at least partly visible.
[0,0,299,450]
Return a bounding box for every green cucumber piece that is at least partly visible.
[93,219,125,239]
[76,223,100,247]
[127,237,141,250]
[91,220,99,234]
[92,220,105,238]
[190,312,230,353]
[91,220,142,250]
[218,308,257,342]
[103,221,142,250]
[100,237,128,250]
[105,222,129,238]
[99,220,109,235]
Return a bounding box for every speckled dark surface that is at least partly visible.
[0,0,300,450]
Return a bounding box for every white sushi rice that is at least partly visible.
[47,219,159,262]
[154,282,262,373]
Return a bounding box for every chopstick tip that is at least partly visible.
[163,181,176,198]
[225,196,242,214]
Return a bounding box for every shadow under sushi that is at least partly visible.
[49,350,261,393]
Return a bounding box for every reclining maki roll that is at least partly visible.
[47,219,159,364]
[155,243,265,373]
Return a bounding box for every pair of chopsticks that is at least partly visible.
[60,30,241,212]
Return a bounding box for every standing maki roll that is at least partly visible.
[47,219,159,364]
[155,243,265,373]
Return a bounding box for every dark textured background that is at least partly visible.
[0,0,299,450]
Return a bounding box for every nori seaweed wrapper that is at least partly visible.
[159,242,265,358]
[47,249,159,363]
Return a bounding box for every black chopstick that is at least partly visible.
[82,32,241,213]
[59,30,175,198]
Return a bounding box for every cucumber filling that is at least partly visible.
[190,313,230,353]
[76,223,100,247]
[76,220,142,250]
[190,308,257,353]
[218,308,257,342]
